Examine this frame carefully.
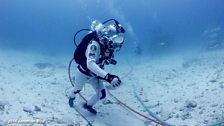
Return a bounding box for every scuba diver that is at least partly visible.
[69,19,125,114]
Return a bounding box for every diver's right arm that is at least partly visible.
[85,40,108,78]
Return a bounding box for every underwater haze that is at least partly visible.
[2,1,224,126]
[0,0,224,56]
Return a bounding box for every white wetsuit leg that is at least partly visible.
[87,78,106,106]
[69,68,88,98]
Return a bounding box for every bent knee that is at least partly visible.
[100,89,106,100]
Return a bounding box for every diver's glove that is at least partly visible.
[104,73,121,88]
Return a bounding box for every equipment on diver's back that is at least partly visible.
[73,29,90,47]
[73,31,105,71]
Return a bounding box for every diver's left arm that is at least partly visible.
[86,41,121,87]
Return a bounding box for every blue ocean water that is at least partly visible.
[1,1,224,126]
[0,0,224,57]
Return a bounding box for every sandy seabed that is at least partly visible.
[0,49,224,126]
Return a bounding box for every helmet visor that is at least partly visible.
[111,33,124,44]
[109,33,124,52]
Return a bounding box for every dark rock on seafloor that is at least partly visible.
[185,100,197,109]
[34,106,41,112]
[23,106,33,114]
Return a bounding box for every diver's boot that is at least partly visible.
[83,103,97,114]
[68,97,76,107]
[69,90,80,107]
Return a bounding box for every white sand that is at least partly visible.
[0,49,224,126]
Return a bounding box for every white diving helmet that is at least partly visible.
[91,20,105,35]
[90,20,125,52]
[101,24,125,52]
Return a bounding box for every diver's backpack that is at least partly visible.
[73,31,104,70]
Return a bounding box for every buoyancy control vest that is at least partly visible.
[73,31,106,72]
